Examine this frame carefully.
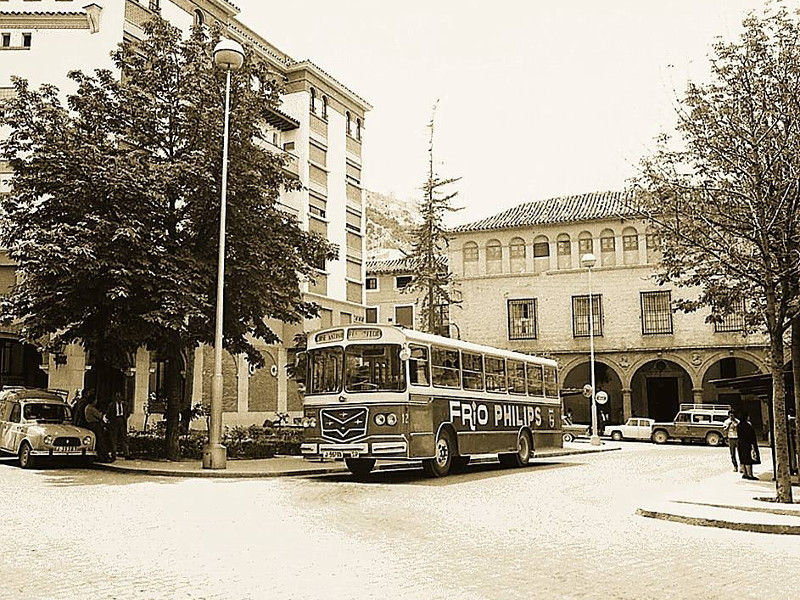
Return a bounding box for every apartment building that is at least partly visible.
[0,0,370,427]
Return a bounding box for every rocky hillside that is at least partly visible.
[365,190,420,258]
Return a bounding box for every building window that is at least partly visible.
[322,96,328,120]
[356,118,362,140]
[509,238,526,259]
[578,231,593,255]
[395,305,413,328]
[346,111,352,136]
[600,229,616,266]
[486,240,502,274]
[1,34,10,48]
[309,88,316,113]
[365,277,378,291]
[714,301,746,333]
[365,307,378,323]
[557,238,571,256]
[533,240,550,258]
[22,33,31,48]
[622,232,638,251]
[395,275,412,290]
[508,299,537,340]
[646,230,660,263]
[572,294,603,337]
[641,291,673,334]
[463,243,479,262]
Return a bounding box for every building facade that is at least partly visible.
[369,191,769,427]
[0,0,370,427]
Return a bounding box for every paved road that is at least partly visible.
[1,444,797,600]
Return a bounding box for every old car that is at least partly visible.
[650,403,729,446]
[562,416,590,443]
[604,418,655,441]
[0,387,96,468]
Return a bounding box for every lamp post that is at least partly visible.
[203,38,245,470]
[581,253,602,446]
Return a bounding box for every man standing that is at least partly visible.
[104,393,130,462]
[722,409,739,472]
[83,394,108,462]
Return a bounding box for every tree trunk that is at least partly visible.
[163,337,184,461]
[768,329,793,503]
[792,315,800,475]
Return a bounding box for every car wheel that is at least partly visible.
[345,458,376,477]
[705,431,722,447]
[562,432,574,443]
[500,430,532,468]
[611,431,623,441]
[18,443,35,469]
[423,429,454,478]
[652,430,669,444]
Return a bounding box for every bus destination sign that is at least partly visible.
[315,329,344,344]
[347,327,382,341]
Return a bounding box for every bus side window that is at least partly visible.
[461,351,484,391]
[527,364,544,397]
[408,345,430,386]
[544,366,558,398]
[431,346,460,388]
[485,356,507,393]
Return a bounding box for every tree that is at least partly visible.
[634,5,800,502]
[0,18,334,459]
[404,103,461,336]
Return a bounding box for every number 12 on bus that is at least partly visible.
[299,325,562,477]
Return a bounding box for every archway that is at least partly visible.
[563,361,623,425]
[702,355,764,433]
[630,359,693,422]
[0,336,47,388]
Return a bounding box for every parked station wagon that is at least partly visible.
[650,404,730,446]
[0,387,96,468]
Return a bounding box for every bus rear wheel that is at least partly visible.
[423,430,454,477]
[499,430,532,468]
[345,458,375,477]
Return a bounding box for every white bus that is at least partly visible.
[299,325,562,477]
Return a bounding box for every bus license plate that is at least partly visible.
[322,450,359,459]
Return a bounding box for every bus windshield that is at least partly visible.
[345,344,405,393]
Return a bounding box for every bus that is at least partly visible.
[299,324,562,477]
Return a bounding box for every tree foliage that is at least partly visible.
[0,18,334,457]
[404,102,461,336]
[634,4,800,502]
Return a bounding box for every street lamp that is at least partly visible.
[580,252,602,447]
[202,38,245,470]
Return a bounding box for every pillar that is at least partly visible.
[692,387,704,405]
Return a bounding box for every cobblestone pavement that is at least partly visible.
[1,444,798,600]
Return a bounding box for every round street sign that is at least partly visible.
[595,391,609,405]
[582,384,593,398]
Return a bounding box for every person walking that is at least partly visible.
[737,411,760,480]
[84,394,109,462]
[104,393,129,461]
[722,410,739,472]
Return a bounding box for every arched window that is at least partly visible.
[486,239,503,274]
[578,231,593,256]
[645,226,661,263]
[509,237,526,273]
[322,96,328,120]
[533,235,550,273]
[193,9,204,27]
[463,242,479,276]
[346,111,352,136]
[622,226,639,265]
[556,233,572,269]
[309,88,316,113]
[600,228,616,266]
[356,118,362,140]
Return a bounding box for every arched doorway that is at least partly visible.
[0,336,47,388]
[630,359,693,422]
[563,361,623,425]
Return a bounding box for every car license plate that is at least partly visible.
[54,447,78,454]
[322,450,359,459]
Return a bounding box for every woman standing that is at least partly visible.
[737,411,760,480]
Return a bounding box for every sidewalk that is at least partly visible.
[636,456,800,535]
[91,444,618,479]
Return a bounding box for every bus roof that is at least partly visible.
[308,325,558,368]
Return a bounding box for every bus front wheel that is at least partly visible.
[345,458,375,477]
[423,430,454,478]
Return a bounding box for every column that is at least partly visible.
[131,347,150,431]
[622,388,633,420]
[692,387,704,405]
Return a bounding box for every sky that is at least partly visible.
[238,0,795,226]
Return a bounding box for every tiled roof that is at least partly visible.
[367,256,448,274]
[452,191,638,233]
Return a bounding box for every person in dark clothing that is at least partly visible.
[104,393,129,461]
[72,391,91,428]
[84,395,109,462]
[737,411,760,480]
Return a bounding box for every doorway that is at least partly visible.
[646,377,679,421]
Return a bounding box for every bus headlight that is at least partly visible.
[386,413,398,426]
[374,413,386,426]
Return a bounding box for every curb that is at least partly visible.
[635,507,800,535]
[91,445,619,479]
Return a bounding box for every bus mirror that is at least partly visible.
[399,347,411,361]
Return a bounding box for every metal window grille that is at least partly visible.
[641,291,673,334]
[508,299,537,340]
[714,305,745,333]
[572,295,602,337]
